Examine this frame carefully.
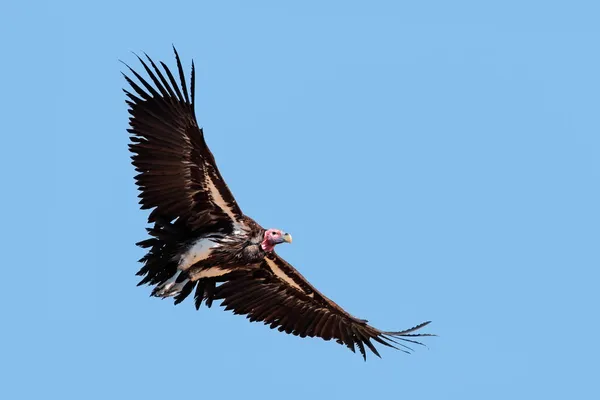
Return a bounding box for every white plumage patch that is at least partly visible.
[178,238,220,271]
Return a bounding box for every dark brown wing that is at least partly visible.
[214,253,433,360]
[123,47,243,232]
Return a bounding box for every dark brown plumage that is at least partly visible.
[124,47,433,360]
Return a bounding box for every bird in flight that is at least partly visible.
[122,47,433,360]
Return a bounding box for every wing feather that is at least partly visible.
[126,48,434,360]
[173,46,190,105]
[123,48,243,231]
[211,255,433,360]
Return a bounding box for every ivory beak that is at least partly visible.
[282,233,293,244]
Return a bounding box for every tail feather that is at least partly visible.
[135,218,225,308]
[174,281,196,305]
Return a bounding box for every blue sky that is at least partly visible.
[3,1,599,399]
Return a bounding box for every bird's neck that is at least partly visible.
[260,236,274,252]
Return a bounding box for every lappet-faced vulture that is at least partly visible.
[123,48,433,360]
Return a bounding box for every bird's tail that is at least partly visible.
[135,219,223,308]
[134,218,188,297]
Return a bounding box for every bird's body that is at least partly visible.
[123,48,433,359]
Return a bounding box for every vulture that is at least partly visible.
[123,47,433,360]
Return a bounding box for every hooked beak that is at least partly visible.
[282,232,293,244]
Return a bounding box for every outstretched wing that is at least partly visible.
[123,47,243,232]
[213,253,433,360]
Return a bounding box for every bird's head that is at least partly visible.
[261,229,292,252]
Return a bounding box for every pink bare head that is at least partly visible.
[261,228,293,252]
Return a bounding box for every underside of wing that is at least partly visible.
[212,254,434,360]
[123,47,243,233]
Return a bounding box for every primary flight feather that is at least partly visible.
[123,47,433,360]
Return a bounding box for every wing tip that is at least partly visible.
[385,320,434,336]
